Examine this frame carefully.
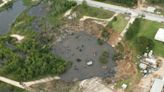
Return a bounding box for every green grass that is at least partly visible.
[0,82,26,92]
[73,5,114,19]
[115,77,131,88]
[22,0,40,6]
[112,14,129,32]
[136,19,164,57]
[126,19,164,57]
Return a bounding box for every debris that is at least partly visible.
[10,34,24,42]
[139,63,147,70]
[122,83,128,90]
[87,61,93,66]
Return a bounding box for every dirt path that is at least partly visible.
[24,76,60,87]
[109,16,136,47]
[0,76,60,90]
[0,76,25,89]
[0,0,11,7]
[80,13,118,26]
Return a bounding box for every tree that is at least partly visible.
[136,36,154,54]
[125,18,141,40]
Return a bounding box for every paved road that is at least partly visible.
[75,0,164,22]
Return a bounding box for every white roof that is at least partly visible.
[147,7,156,13]
[150,79,164,92]
[155,28,164,42]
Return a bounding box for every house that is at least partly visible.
[150,79,164,92]
[154,28,164,42]
[146,7,156,13]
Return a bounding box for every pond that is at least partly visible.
[53,32,116,82]
[0,0,26,35]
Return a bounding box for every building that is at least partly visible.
[154,28,164,42]
[150,79,164,92]
[146,7,156,13]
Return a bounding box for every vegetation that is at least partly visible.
[115,77,131,88]
[101,28,110,40]
[97,38,105,45]
[73,1,114,19]
[125,18,141,40]
[114,42,124,60]
[112,15,129,32]
[0,0,14,12]
[0,0,76,81]
[95,0,137,7]
[22,0,41,6]
[147,0,164,4]
[125,18,164,56]
[0,82,25,92]
[136,36,154,54]
[46,0,76,26]
[137,19,164,56]
[99,51,110,64]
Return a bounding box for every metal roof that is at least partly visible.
[155,28,164,42]
[150,79,164,92]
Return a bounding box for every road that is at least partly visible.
[75,0,164,22]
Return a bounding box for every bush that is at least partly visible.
[101,28,110,40]
[97,38,104,45]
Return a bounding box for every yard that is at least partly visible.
[128,19,164,57]
[137,19,164,57]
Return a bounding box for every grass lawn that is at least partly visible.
[112,14,129,32]
[136,19,164,57]
[73,5,114,19]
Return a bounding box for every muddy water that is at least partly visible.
[0,0,26,35]
[54,32,116,82]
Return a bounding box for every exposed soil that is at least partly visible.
[108,30,121,47]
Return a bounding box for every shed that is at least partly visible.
[154,28,164,42]
[150,79,164,92]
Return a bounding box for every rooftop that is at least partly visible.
[150,79,164,92]
[154,28,164,42]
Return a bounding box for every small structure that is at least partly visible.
[87,61,93,66]
[155,28,164,42]
[146,7,156,13]
[122,84,128,90]
[150,79,164,92]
